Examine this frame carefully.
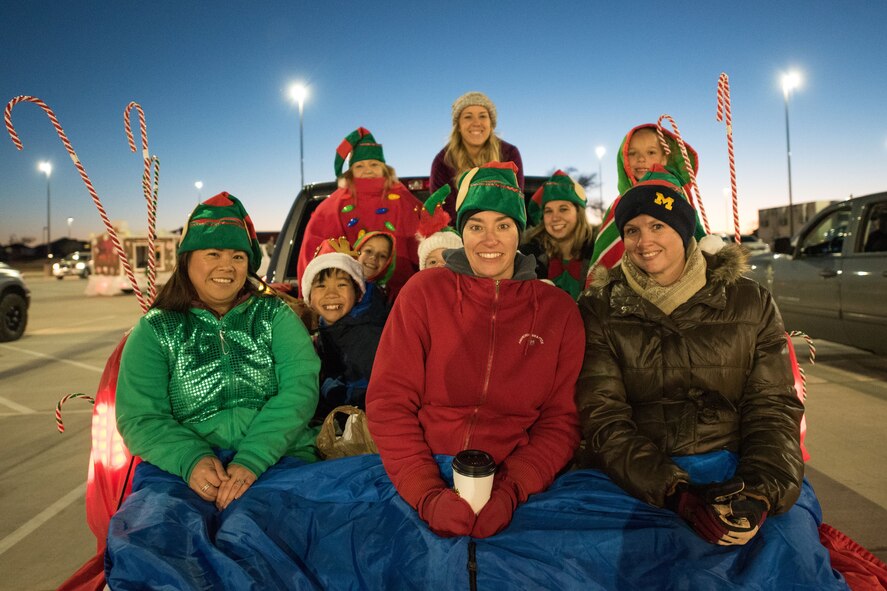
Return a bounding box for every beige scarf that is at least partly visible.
[620,239,707,315]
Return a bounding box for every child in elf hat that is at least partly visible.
[520,170,596,300]
[589,124,707,272]
[297,127,423,299]
[415,184,464,270]
[301,242,388,426]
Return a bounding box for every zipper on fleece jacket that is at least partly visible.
[463,279,499,450]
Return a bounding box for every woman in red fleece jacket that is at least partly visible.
[366,162,584,539]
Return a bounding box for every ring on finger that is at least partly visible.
[201,483,210,492]
[235,479,247,485]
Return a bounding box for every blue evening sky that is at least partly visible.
[1,1,885,244]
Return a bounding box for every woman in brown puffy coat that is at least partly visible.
[575,167,805,547]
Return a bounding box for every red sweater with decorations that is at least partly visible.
[297,177,422,296]
[366,252,583,509]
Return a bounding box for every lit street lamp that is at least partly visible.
[782,70,801,238]
[595,146,606,215]
[67,217,74,239]
[289,83,309,191]
[194,180,203,203]
[38,161,52,257]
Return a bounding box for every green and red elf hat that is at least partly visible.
[527,170,587,226]
[454,161,526,234]
[416,185,463,270]
[334,127,386,177]
[353,230,396,286]
[178,192,263,273]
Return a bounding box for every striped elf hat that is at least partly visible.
[527,169,587,226]
[334,127,386,177]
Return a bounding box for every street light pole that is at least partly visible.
[67,217,74,239]
[289,83,309,190]
[38,161,52,257]
[782,71,801,238]
[595,146,606,217]
[195,180,203,203]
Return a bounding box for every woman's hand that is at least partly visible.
[188,456,229,501]
[216,463,257,511]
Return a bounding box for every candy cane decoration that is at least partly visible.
[5,95,149,312]
[124,102,159,303]
[656,114,711,234]
[789,330,816,365]
[55,393,96,433]
[717,73,741,244]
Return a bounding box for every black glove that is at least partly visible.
[666,478,768,546]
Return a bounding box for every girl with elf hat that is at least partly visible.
[520,169,596,300]
[366,161,584,539]
[589,123,707,273]
[568,174,846,588]
[297,127,423,299]
[107,193,321,588]
[430,91,524,221]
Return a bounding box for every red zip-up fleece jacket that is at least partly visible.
[366,250,583,509]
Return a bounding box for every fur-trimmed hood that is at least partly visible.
[588,242,749,290]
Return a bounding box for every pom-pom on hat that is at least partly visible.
[527,169,588,226]
[454,161,526,234]
[300,238,366,302]
[334,127,386,177]
[614,164,697,248]
[178,192,263,273]
[452,91,497,128]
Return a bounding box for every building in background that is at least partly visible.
[757,200,838,245]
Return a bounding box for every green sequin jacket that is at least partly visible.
[116,294,320,482]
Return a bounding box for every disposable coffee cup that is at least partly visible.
[452,449,496,514]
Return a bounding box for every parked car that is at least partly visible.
[52,251,92,279]
[265,176,547,287]
[0,262,30,341]
[717,233,771,255]
[746,191,887,355]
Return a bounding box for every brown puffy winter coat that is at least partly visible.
[575,244,804,514]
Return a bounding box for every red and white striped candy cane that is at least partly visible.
[124,102,159,303]
[5,95,149,312]
[55,392,96,433]
[717,73,741,244]
[656,114,711,234]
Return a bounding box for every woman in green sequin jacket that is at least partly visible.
[115,193,320,511]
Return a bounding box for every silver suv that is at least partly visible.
[0,262,30,341]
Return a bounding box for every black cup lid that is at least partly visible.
[452,449,496,477]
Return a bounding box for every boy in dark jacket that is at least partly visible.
[301,250,388,425]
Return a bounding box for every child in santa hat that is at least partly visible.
[414,185,463,270]
[301,239,388,426]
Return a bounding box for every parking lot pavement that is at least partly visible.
[797,340,887,562]
[0,275,884,589]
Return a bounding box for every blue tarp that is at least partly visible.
[106,451,848,590]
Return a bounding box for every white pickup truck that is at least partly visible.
[747,191,887,355]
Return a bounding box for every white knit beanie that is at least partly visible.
[451,91,497,128]
[301,253,366,302]
[417,230,463,270]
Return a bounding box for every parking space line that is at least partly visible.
[0,344,103,373]
[0,482,86,557]
[0,396,36,414]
